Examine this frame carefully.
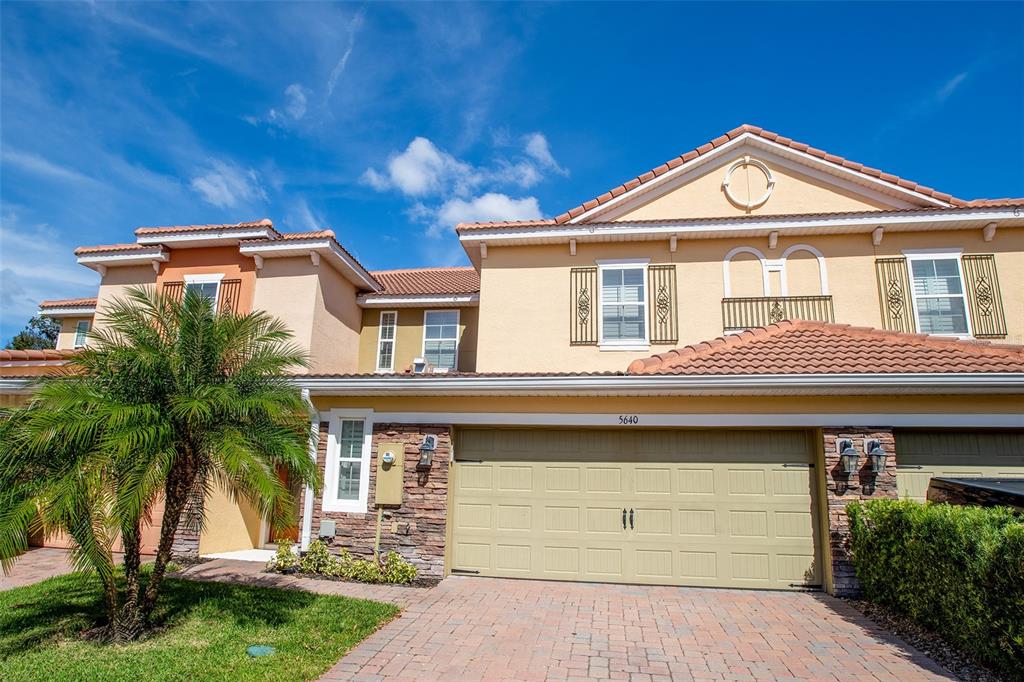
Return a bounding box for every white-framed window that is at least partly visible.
[376,311,397,373]
[183,273,225,308]
[73,320,90,348]
[422,310,459,371]
[322,409,373,513]
[598,259,649,349]
[904,250,971,337]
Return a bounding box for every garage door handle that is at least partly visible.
[622,508,627,530]
[629,508,634,530]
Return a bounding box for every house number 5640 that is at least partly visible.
[618,415,639,425]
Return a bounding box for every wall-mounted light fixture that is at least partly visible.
[417,434,438,471]
[838,439,860,474]
[866,439,887,473]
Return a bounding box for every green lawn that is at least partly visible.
[0,571,399,681]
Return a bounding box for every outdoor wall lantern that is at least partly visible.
[866,439,887,473]
[838,439,860,474]
[417,434,438,471]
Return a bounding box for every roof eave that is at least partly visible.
[293,372,1024,397]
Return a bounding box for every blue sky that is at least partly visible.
[2,1,1022,342]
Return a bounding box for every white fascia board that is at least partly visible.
[295,373,1024,396]
[458,207,1023,245]
[357,293,480,308]
[565,132,950,224]
[135,227,275,245]
[37,306,97,318]
[77,248,169,269]
[240,239,382,292]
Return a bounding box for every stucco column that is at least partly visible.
[822,428,898,596]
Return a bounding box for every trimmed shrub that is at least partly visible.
[268,540,418,584]
[848,499,1024,675]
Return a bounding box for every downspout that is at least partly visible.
[299,388,317,551]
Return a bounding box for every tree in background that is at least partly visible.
[5,315,60,350]
[0,286,320,641]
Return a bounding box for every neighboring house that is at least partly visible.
[3,124,1022,596]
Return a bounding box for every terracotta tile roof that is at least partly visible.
[134,219,277,236]
[0,349,79,361]
[626,320,1024,376]
[38,297,97,309]
[74,243,161,256]
[276,230,337,240]
[457,125,1024,232]
[369,267,480,296]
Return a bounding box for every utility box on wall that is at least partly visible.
[374,442,405,506]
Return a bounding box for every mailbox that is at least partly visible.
[374,442,404,506]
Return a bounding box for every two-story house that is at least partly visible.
[4,125,1022,596]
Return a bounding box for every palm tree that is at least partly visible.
[0,286,320,640]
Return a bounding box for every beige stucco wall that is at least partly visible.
[198,486,263,555]
[92,265,159,335]
[313,393,1023,418]
[356,306,479,373]
[475,227,1024,373]
[609,155,892,222]
[55,315,94,350]
[308,264,362,374]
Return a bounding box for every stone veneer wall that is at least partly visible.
[822,427,898,596]
[302,422,450,580]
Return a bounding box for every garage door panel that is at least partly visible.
[896,431,1024,500]
[452,428,820,589]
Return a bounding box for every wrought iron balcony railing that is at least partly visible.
[722,295,834,332]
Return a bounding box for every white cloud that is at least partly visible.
[2,148,99,186]
[190,160,267,208]
[283,83,308,120]
[936,72,968,103]
[286,197,325,231]
[523,132,567,175]
[430,193,542,237]
[0,210,99,332]
[326,9,365,100]
[363,137,479,197]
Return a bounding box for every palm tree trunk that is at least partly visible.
[140,458,196,621]
[116,520,144,641]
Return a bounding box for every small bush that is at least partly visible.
[267,540,417,584]
[848,499,1024,675]
[266,538,299,571]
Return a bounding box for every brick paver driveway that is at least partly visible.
[322,578,950,681]
[0,547,81,590]
[179,560,951,681]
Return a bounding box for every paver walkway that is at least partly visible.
[0,547,84,590]
[178,559,953,682]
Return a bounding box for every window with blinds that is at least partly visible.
[600,266,646,344]
[908,257,970,335]
[423,310,459,370]
[376,311,397,372]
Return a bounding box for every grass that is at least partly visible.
[0,571,399,681]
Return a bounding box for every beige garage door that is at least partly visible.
[451,428,821,590]
[896,430,1024,500]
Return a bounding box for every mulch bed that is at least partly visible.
[844,599,1008,682]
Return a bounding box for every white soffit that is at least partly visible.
[37,306,97,318]
[357,293,480,308]
[77,246,169,271]
[135,226,277,248]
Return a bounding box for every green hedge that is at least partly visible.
[847,499,1024,676]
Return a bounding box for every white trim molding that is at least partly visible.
[37,305,97,318]
[320,408,374,514]
[357,293,479,308]
[77,246,169,272]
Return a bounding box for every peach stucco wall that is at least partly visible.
[474,227,1024,373]
[607,155,893,222]
[93,264,158,334]
[156,246,257,314]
